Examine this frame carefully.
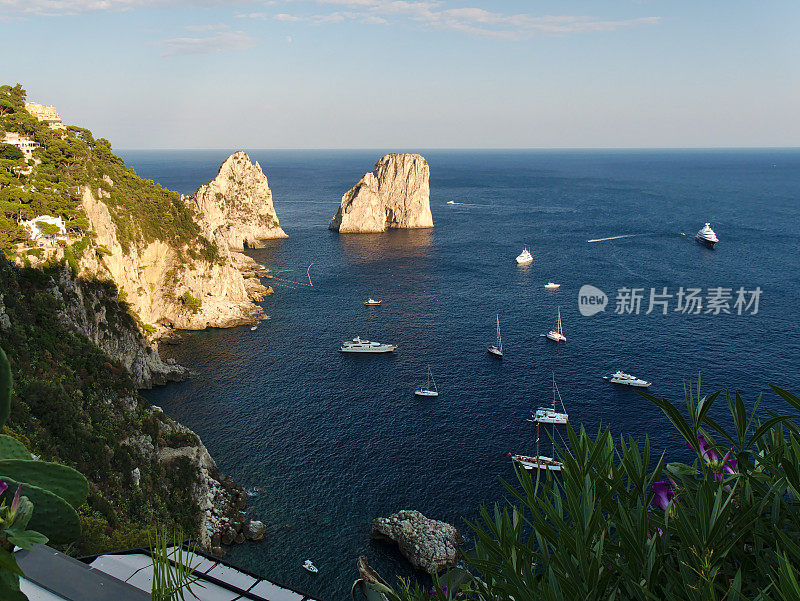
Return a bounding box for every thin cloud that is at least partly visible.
[153,29,256,55]
[254,1,662,39]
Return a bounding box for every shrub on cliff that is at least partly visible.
[0,254,201,555]
[374,383,800,601]
[0,83,219,260]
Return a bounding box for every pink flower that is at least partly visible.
[688,434,720,463]
[0,480,7,497]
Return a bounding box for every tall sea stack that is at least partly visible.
[191,151,287,249]
[329,153,433,233]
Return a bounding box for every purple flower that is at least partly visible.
[652,481,676,511]
[688,434,720,463]
[0,480,7,497]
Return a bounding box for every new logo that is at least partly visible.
[579,285,608,316]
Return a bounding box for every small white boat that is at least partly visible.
[543,307,566,342]
[447,200,456,205]
[511,376,569,472]
[510,454,563,472]
[339,336,397,353]
[544,282,560,290]
[250,325,258,331]
[364,298,382,306]
[303,560,318,574]
[516,248,533,265]
[487,314,503,358]
[695,222,719,248]
[603,371,651,388]
[414,367,438,397]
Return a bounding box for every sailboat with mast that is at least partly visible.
[510,376,569,472]
[487,314,503,358]
[414,367,439,397]
[543,307,566,342]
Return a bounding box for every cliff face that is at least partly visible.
[80,186,268,331]
[0,255,250,555]
[189,151,287,250]
[53,266,187,388]
[329,153,433,233]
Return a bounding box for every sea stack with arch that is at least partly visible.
[329,153,433,233]
[189,151,287,250]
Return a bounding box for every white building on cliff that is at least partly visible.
[20,215,67,244]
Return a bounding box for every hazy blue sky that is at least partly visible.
[3,1,798,149]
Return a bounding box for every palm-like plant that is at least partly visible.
[369,380,800,601]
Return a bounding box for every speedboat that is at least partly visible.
[516,248,533,265]
[603,371,651,388]
[364,298,382,306]
[303,560,318,574]
[339,336,397,353]
[250,325,258,331]
[695,223,718,248]
[544,282,560,290]
[447,200,456,205]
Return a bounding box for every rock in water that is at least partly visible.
[191,151,287,249]
[371,510,463,574]
[329,153,433,233]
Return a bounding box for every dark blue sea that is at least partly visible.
[121,149,800,600]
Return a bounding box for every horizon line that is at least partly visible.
[116,146,800,152]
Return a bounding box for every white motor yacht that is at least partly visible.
[544,282,560,290]
[516,248,533,265]
[339,336,397,353]
[696,223,719,248]
[364,298,382,306]
[603,371,651,388]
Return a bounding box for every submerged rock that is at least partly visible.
[330,153,432,233]
[371,510,463,574]
[245,520,266,541]
[191,151,287,249]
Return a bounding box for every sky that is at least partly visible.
[2,1,799,149]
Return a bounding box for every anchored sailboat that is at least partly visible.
[414,367,439,397]
[487,314,503,358]
[543,307,566,342]
[511,376,568,472]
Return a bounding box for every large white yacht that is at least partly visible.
[339,336,397,353]
[603,371,651,388]
[695,223,719,248]
[516,248,533,265]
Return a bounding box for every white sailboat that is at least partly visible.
[511,376,568,472]
[487,314,503,358]
[543,307,566,342]
[414,367,439,397]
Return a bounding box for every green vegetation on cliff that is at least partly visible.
[0,253,202,554]
[0,83,218,261]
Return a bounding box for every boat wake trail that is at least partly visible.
[587,234,643,243]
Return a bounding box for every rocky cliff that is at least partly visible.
[79,186,268,332]
[189,151,287,250]
[53,265,187,388]
[329,153,433,233]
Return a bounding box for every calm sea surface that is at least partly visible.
[121,149,800,600]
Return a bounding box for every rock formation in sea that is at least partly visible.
[329,153,433,233]
[189,151,287,250]
[371,510,463,574]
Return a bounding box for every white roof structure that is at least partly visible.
[18,544,320,601]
